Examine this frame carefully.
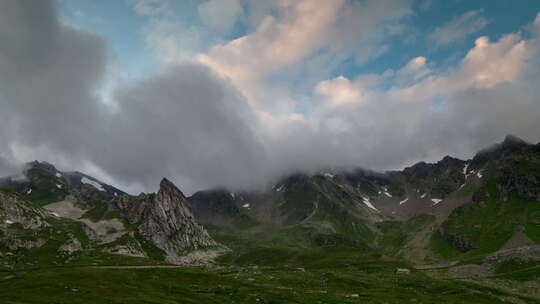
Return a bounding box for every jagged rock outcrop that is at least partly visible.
[116,178,223,264]
[485,245,540,263]
[0,190,49,229]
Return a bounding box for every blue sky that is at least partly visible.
[58,0,540,83]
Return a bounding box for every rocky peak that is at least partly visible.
[471,135,530,170]
[117,178,222,264]
[25,160,57,173]
[502,134,528,147]
[158,178,188,202]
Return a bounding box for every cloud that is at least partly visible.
[198,0,243,33]
[1,1,540,196]
[393,56,431,86]
[315,76,374,109]
[197,0,412,114]
[98,63,268,192]
[131,0,170,16]
[392,32,536,101]
[198,0,344,90]
[0,0,266,193]
[0,0,108,166]
[429,10,488,47]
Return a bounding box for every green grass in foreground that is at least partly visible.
[1,257,536,304]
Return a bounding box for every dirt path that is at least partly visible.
[90,265,184,269]
[414,261,459,270]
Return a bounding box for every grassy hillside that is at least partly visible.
[1,252,538,304]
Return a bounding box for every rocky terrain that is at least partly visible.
[1,135,539,303]
[0,162,222,267]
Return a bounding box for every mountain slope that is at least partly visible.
[187,135,540,265]
[0,162,225,267]
[116,178,225,264]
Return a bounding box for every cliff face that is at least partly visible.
[116,178,222,264]
[0,190,49,229]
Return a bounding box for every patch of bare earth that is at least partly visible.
[44,200,126,243]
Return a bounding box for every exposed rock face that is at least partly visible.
[485,245,540,263]
[0,191,49,229]
[189,189,241,226]
[116,178,222,264]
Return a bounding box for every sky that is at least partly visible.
[1,0,540,194]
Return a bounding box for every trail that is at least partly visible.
[3,264,186,275]
[90,265,184,269]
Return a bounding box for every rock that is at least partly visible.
[0,191,49,229]
[484,245,540,263]
[59,237,82,254]
[395,268,411,275]
[116,178,225,264]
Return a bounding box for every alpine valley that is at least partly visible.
[1,135,540,303]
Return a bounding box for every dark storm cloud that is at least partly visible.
[0,0,107,167]
[0,0,267,193]
[97,64,268,192]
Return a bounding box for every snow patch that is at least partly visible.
[458,183,465,190]
[276,185,285,192]
[382,187,392,197]
[462,164,469,175]
[26,188,32,195]
[362,197,379,212]
[431,199,443,206]
[420,193,427,198]
[81,177,105,192]
[5,220,14,224]
[114,192,118,197]
[56,184,62,189]
[477,171,483,178]
[323,172,335,179]
[242,203,250,208]
[51,212,59,217]
[399,198,408,205]
[56,172,62,178]
[230,192,236,199]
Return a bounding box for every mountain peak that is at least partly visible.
[502,134,528,147]
[159,178,186,200]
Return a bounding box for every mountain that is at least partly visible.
[115,178,224,264]
[1,135,540,303]
[188,135,540,264]
[0,161,223,267]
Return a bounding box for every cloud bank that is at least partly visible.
[1,0,540,194]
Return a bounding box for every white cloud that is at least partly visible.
[394,56,431,85]
[391,32,537,102]
[315,76,373,109]
[429,10,488,47]
[198,0,343,89]
[198,0,243,33]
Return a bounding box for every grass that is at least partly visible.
[375,214,435,256]
[494,259,540,275]
[526,202,540,243]
[1,255,535,304]
[0,256,536,304]
[429,177,532,261]
[456,183,475,198]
